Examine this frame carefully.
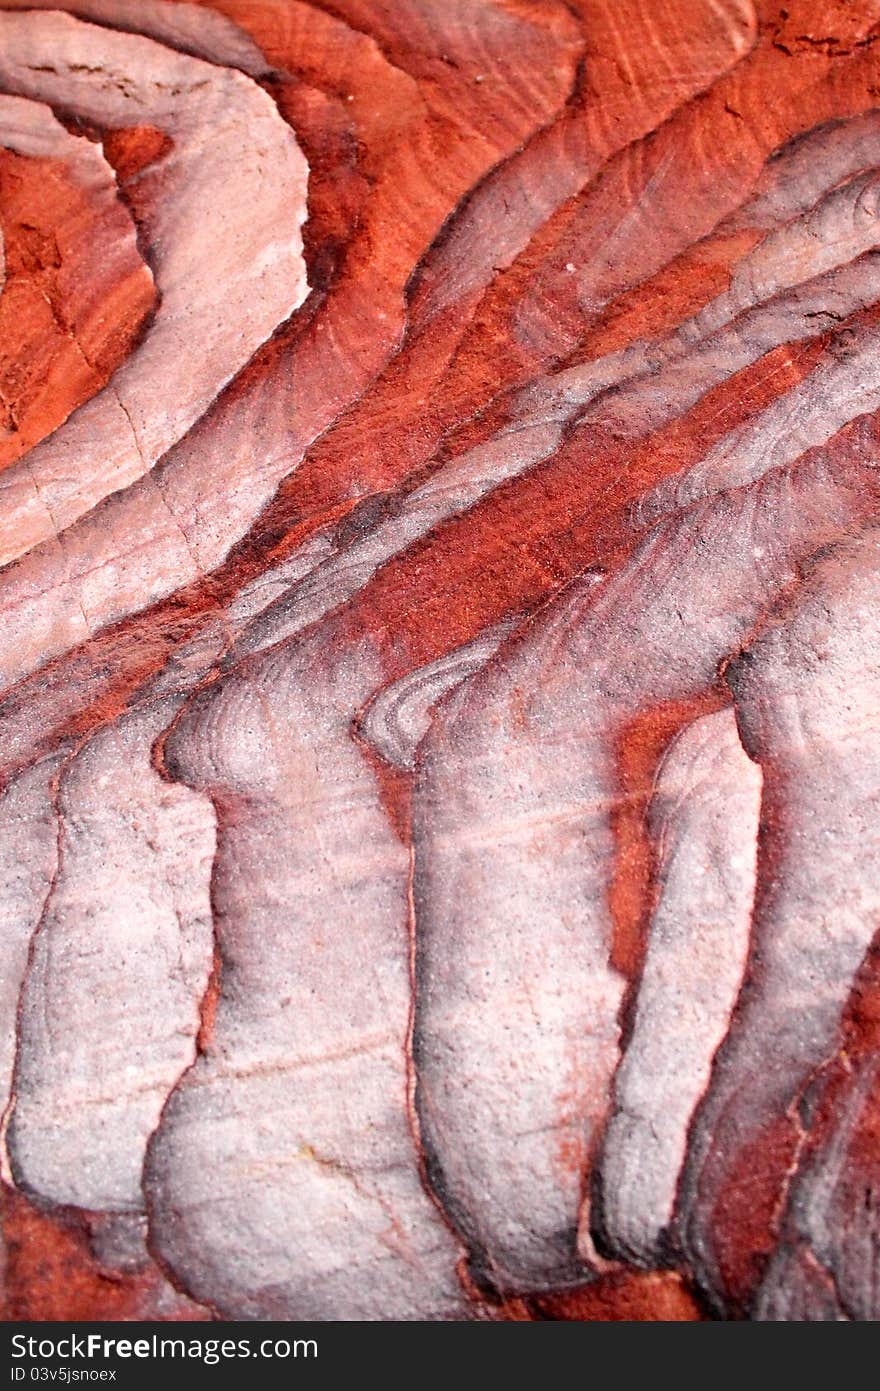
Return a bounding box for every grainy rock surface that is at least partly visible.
[2,0,880,1322]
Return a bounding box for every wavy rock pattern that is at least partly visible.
[0,93,155,471]
[2,0,880,1322]
[0,9,309,565]
[8,698,216,1217]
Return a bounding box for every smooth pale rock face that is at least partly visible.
[5,0,880,1326]
[145,634,467,1321]
[411,578,624,1294]
[8,699,216,1213]
[597,708,761,1267]
[0,756,62,1119]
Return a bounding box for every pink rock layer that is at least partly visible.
[2,0,880,1324]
